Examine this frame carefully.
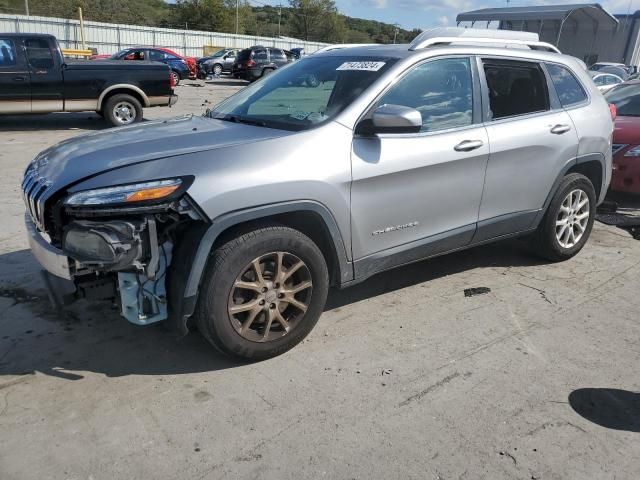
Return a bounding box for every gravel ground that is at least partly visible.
[0,78,639,480]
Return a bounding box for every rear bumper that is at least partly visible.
[25,213,72,280]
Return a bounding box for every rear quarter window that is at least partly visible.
[546,63,588,107]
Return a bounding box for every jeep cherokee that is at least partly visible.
[22,28,613,360]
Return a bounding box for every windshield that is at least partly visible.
[110,49,128,59]
[605,84,640,116]
[209,55,398,131]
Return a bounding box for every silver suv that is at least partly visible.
[23,28,613,360]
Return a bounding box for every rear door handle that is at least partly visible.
[550,124,571,135]
[454,140,484,152]
[12,76,26,82]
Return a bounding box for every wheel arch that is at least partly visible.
[98,84,150,110]
[172,201,353,333]
[532,153,606,229]
[566,159,604,200]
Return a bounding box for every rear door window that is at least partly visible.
[25,38,54,69]
[148,49,166,61]
[0,38,18,67]
[483,60,550,119]
[546,63,587,107]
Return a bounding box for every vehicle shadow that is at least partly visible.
[0,113,111,132]
[326,239,543,310]
[569,388,640,432]
[204,79,248,87]
[0,239,543,380]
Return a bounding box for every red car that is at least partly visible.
[605,81,640,195]
[91,47,197,82]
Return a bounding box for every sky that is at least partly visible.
[251,0,640,30]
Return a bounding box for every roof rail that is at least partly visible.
[409,27,560,53]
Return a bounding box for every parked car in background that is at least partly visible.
[24,28,612,361]
[590,71,624,92]
[232,46,290,81]
[0,33,176,126]
[605,81,640,195]
[197,48,239,78]
[313,44,376,54]
[104,47,196,85]
[290,47,305,59]
[590,62,636,77]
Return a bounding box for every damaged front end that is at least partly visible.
[24,173,206,327]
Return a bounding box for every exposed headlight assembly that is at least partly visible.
[65,179,183,206]
[624,145,640,157]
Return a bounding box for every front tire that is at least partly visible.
[196,225,329,361]
[212,64,223,76]
[103,94,143,127]
[532,173,596,261]
[171,70,181,86]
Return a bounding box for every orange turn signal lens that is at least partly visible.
[125,184,180,203]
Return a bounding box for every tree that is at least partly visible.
[288,0,340,42]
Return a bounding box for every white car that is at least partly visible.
[590,71,624,92]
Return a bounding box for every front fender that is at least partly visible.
[172,200,353,334]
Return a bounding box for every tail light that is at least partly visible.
[246,59,256,68]
[169,71,175,88]
[609,103,617,121]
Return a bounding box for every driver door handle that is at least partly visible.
[454,139,484,152]
[550,124,571,135]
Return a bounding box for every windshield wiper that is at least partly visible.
[221,115,267,128]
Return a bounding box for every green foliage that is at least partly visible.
[0,0,419,44]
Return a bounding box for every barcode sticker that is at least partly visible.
[336,61,386,72]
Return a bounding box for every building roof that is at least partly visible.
[457,3,618,27]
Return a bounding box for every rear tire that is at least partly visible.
[103,94,143,127]
[196,225,329,361]
[531,173,596,261]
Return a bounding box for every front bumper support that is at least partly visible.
[25,213,72,280]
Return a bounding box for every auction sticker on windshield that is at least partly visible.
[336,61,386,72]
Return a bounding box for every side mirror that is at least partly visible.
[357,104,422,135]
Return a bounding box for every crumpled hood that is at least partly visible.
[28,115,291,189]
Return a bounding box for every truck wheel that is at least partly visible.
[213,64,223,76]
[196,225,329,361]
[531,173,596,262]
[171,71,181,86]
[103,94,143,127]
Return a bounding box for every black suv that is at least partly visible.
[232,46,289,81]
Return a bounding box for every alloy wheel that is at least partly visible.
[227,252,313,343]
[113,101,136,125]
[556,188,590,248]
